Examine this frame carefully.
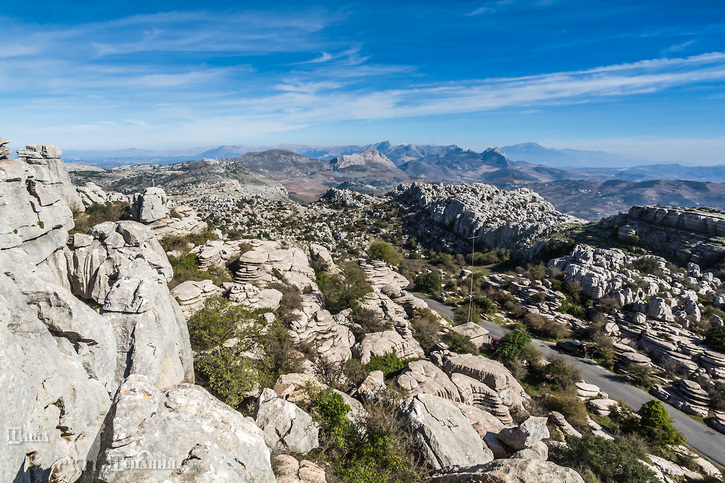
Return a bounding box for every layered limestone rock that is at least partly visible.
[93,375,276,482]
[454,402,509,459]
[396,360,462,402]
[171,280,223,317]
[429,454,585,483]
[67,221,194,389]
[76,182,114,207]
[602,205,725,267]
[402,394,493,470]
[0,136,10,158]
[233,240,317,290]
[329,148,397,171]
[498,417,550,451]
[548,244,631,300]
[17,143,84,213]
[391,182,581,251]
[131,186,168,223]
[443,353,529,412]
[319,187,383,208]
[147,204,207,238]
[450,373,513,424]
[353,329,425,364]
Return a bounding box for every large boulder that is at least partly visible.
[353,329,425,364]
[93,375,276,482]
[498,417,550,451]
[396,360,462,402]
[402,394,493,470]
[131,187,168,223]
[443,353,529,411]
[255,388,319,455]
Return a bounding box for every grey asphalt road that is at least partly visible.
[411,292,725,468]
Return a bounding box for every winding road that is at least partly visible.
[412,293,725,468]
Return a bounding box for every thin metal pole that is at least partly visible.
[467,233,475,323]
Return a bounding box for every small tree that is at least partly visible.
[368,241,403,266]
[497,330,532,361]
[637,399,679,446]
[414,271,442,293]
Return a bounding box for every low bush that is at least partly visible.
[637,399,680,447]
[368,240,403,266]
[364,352,409,378]
[409,308,441,353]
[626,363,656,390]
[454,305,481,325]
[269,282,304,327]
[443,331,479,355]
[523,312,572,340]
[536,394,588,431]
[496,330,532,361]
[71,201,131,235]
[350,307,388,336]
[536,354,581,393]
[705,325,725,352]
[306,386,424,482]
[551,433,657,483]
[473,295,497,315]
[317,262,373,314]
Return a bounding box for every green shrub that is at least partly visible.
[637,399,679,446]
[269,282,303,327]
[551,433,657,483]
[350,307,387,335]
[523,312,572,340]
[368,241,403,266]
[414,271,442,293]
[631,256,664,277]
[626,363,656,390]
[536,394,588,431]
[705,325,725,352]
[454,305,481,325]
[497,330,532,361]
[316,262,373,314]
[560,302,586,319]
[194,350,258,410]
[167,253,231,288]
[444,331,479,355]
[71,201,131,235]
[306,386,424,482]
[473,295,497,315]
[409,308,441,353]
[364,352,409,378]
[537,354,581,393]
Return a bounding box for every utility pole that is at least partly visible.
[467,232,476,324]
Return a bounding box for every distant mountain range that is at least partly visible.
[65,141,725,220]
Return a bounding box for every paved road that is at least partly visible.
[412,292,725,467]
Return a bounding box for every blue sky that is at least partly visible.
[1,0,725,163]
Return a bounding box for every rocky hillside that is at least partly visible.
[601,205,725,268]
[390,182,582,253]
[522,179,725,220]
[70,158,288,200]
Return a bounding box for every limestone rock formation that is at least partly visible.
[93,375,276,482]
[354,329,425,364]
[0,136,10,158]
[76,182,112,207]
[443,353,529,412]
[429,455,585,483]
[67,221,194,388]
[602,205,725,267]
[402,394,493,470]
[498,417,550,451]
[255,388,319,455]
[17,143,85,213]
[273,455,327,483]
[131,186,168,223]
[329,148,398,171]
[396,360,462,402]
[391,182,581,252]
[172,279,224,317]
